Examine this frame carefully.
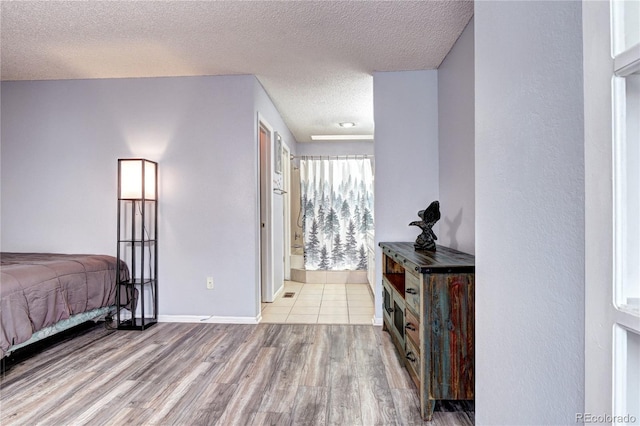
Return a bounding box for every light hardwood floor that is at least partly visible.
[0,322,474,425]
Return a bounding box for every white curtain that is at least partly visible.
[300,157,374,270]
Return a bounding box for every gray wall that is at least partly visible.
[1,75,293,320]
[373,70,439,322]
[438,18,475,255]
[475,2,585,424]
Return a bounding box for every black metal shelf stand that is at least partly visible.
[116,159,158,330]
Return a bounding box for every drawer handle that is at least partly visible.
[385,306,394,314]
[405,323,416,331]
[406,288,417,295]
[415,266,419,272]
[406,352,417,362]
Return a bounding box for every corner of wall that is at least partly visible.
[437,15,475,255]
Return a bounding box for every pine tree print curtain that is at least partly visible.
[300,157,374,271]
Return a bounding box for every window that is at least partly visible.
[614,73,640,314]
[612,0,640,56]
[611,1,640,422]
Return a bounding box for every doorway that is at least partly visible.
[282,143,291,281]
[258,118,273,304]
[261,154,376,325]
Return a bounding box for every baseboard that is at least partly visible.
[158,315,259,324]
[159,314,380,326]
[272,284,285,301]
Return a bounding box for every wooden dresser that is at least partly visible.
[379,242,475,421]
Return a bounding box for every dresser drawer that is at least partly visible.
[405,272,421,315]
[405,338,421,389]
[405,307,421,349]
[404,259,420,278]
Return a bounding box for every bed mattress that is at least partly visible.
[0,252,129,358]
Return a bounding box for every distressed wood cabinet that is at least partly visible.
[380,242,475,421]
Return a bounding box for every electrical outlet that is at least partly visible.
[206,277,214,289]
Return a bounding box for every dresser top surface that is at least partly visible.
[379,242,474,270]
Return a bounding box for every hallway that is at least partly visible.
[261,281,374,324]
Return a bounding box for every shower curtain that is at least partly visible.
[300,157,374,270]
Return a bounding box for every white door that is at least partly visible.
[584,1,640,423]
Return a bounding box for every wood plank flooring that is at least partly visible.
[0,322,474,425]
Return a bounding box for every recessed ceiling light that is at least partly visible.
[339,122,356,128]
[311,134,374,141]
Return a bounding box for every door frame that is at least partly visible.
[257,114,274,306]
[282,142,291,280]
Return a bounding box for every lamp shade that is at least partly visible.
[119,159,157,200]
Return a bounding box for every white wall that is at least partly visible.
[475,2,584,424]
[373,70,439,322]
[1,74,292,320]
[438,18,475,255]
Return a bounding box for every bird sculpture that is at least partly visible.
[409,200,441,251]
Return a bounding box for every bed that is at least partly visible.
[0,252,130,358]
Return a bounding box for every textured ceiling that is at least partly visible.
[0,1,473,142]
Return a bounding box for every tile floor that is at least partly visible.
[261,280,375,324]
